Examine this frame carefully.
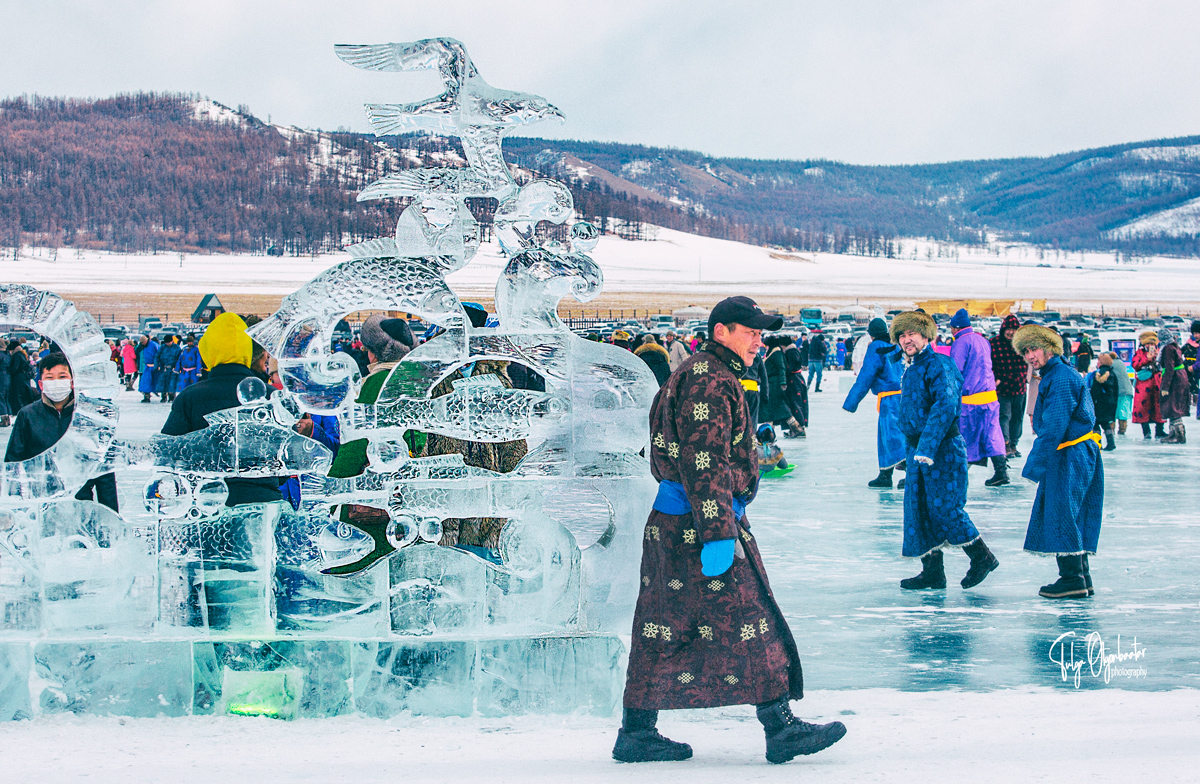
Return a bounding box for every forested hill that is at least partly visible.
[3,92,1200,257]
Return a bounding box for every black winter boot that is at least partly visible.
[900,550,946,589]
[868,468,893,489]
[1103,428,1116,451]
[756,697,847,764]
[613,708,693,763]
[984,455,1010,487]
[961,539,999,589]
[1155,422,1167,439]
[896,477,905,490]
[1081,554,1094,596]
[1039,555,1089,599]
[1141,422,1151,439]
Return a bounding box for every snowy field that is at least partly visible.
[2,378,1198,781]
[14,228,1200,310]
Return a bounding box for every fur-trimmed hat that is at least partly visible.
[1012,324,1063,357]
[1139,330,1159,347]
[361,314,414,363]
[889,311,936,343]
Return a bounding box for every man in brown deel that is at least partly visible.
[614,296,847,765]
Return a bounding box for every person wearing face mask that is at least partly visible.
[3,352,119,511]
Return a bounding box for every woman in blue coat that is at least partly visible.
[1013,325,1104,599]
[892,312,999,591]
[843,318,905,488]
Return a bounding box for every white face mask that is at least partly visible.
[41,379,73,402]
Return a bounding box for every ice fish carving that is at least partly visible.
[247,256,467,412]
[147,404,333,477]
[344,378,568,444]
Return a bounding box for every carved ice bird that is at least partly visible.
[335,37,564,200]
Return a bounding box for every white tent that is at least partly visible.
[671,306,711,324]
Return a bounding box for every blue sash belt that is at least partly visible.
[653,479,747,521]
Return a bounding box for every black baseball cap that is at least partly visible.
[708,296,783,333]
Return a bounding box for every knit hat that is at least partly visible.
[868,318,889,342]
[1001,314,1020,331]
[1191,320,1200,336]
[1012,324,1063,357]
[949,308,971,329]
[1157,327,1178,346]
[1139,330,1159,347]
[889,311,936,343]
[361,314,414,363]
[198,312,252,370]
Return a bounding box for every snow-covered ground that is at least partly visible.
[2,688,1196,783]
[13,227,1200,310]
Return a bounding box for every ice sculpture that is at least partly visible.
[0,37,655,721]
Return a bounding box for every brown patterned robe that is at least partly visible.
[622,341,804,710]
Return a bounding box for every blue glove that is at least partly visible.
[701,538,736,577]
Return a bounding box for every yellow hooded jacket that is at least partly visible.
[198,312,252,370]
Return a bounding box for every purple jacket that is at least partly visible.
[951,327,1007,461]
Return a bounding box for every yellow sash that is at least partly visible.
[961,390,998,406]
[741,379,759,392]
[876,389,900,412]
[1057,432,1101,450]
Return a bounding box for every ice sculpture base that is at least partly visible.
[0,633,625,721]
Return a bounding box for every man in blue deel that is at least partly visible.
[842,317,905,488]
[891,311,999,591]
[1012,324,1104,599]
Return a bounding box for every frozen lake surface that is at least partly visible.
[756,372,1197,693]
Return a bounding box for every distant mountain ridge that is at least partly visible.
[1,92,1198,257]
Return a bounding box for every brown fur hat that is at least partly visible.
[1012,324,1063,357]
[1139,330,1159,346]
[889,311,936,343]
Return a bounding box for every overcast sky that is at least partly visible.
[5,0,1200,165]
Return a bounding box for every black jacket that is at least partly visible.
[162,363,283,506]
[3,395,119,512]
[1090,366,1118,423]
[761,347,792,423]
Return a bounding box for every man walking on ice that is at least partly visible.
[615,295,846,765]
[1012,325,1104,599]
[892,311,999,591]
